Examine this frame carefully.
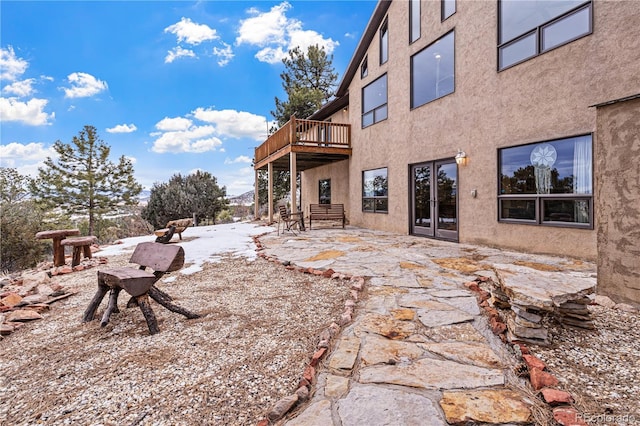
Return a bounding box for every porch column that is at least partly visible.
[268,162,274,223]
[290,152,297,212]
[254,168,259,220]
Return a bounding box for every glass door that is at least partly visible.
[410,160,458,241]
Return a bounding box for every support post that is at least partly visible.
[290,152,297,212]
[268,162,274,223]
[254,168,260,220]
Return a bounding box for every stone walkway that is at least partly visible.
[259,226,596,425]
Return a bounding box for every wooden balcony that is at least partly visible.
[254,117,351,171]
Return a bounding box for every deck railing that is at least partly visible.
[255,117,351,165]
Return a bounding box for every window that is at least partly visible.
[442,0,455,21]
[361,55,368,78]
[411,31,455,108]
[319,179,331,204]
[362,74,388,128]
[363,168,388,213]
[410,0,420,43]
[498,0,592,70]
[380,19,389,64]
[498,134,593,227]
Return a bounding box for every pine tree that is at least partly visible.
[29,125,142,236]
[271,45,338,127]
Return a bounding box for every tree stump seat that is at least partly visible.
[60,236,96,267]
[83,241,200,335]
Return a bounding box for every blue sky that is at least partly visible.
[0,0,376,196]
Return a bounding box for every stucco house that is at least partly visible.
[254,0,640,304]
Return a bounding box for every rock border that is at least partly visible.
[252,234,366,425]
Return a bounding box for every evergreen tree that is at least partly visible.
[1,168,47,272]
[29,125,142,236]
[271,45,338,127]
[142,171,227,229]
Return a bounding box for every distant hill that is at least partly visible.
[228,191,254,206]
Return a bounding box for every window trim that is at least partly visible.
[380,18,389,65]
[497,134,594,229]
[362,167,388,214]
[362,73,388,128]
[497,1,592,71]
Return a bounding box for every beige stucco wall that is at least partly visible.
[300,159,351,219]
[595,97,640,304]
[323,0,640,260]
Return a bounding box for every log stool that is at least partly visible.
[83,242,200,335]
[61,236,97,267]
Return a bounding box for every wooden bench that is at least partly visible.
[309,204,346,229]
[154,218,193,243]
[60,236,97,267]
[83,242,200,334]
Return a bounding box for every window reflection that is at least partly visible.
[362,74,388,128]
[363,168,388,213]
[498,1,592,70]
[411,31,455,108]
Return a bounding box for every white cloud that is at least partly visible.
[165,17,218,45]
[2,78,35,97]
[219,166,256,196]
[106,123,137,133]
[212,43,234,66]
[126,156,137,164]
[0,142,58,176]
[236,1,338,64]
[224,155,252,165]
[151,124,222,154]
[192,108,267,140]
[62,72,108,98]
[165,46,196,64]
[155,116,193,131]
[0,97,54,125]
[0,46,28,81]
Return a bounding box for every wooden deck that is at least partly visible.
[254,117,351,171]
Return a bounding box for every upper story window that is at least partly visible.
[411,31,455,109]
[410,0,420,43]
[361,55,368,78]
[362,74,388,128]
[380,18,389,64]
[498,0,592,70]
[442,0,456,21]
[363,168,388,213]
[498,134,593,228]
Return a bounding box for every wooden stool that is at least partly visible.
[83,242,200,334]
[61,236,96,267]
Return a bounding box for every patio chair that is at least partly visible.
[278,205,303,236]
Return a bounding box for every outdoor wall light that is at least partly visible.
[455,149,467,166]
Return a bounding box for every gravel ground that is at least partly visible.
[531,304,640,425]
[0,254,352,426]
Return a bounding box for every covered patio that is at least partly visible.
[253,115,351,222]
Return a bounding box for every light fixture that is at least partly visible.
[455,149,467,166]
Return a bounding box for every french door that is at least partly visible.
[410,160,458,241]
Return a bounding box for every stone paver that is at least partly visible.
[260,227,596,425]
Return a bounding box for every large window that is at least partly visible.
[319,179,331,204]
[442,0,456,21]
[362,74,388,128]
[363,168,388,213]
[410,0,420,43]
[498,0,592,70]
[411,31,455,109]
[498,134,593,227]
[380,18,389,64]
